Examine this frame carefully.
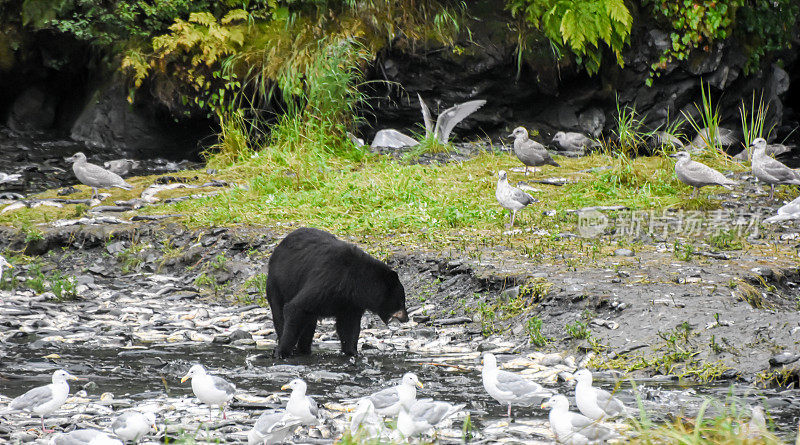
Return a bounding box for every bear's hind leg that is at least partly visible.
[335,310,365,356]
[294,318,318,355]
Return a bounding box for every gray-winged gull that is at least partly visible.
[66,152,133,200]
[111,410,157,443]
[49,429,123,445]
[103,159,140,176]
[181,364,236,419]
[552,132,601,152]
[541,394,615,444]
[281,379,319,425]
[670,151,737,197]
[570,369,627,421]
[510,127,560,174]
[348,399,384,436]
[6,369,79,432]
[495,170,537,228]
[482,352,553,418]
[370,129,420,149]
[751,138,800,199]
[764,195,800,223]
[733,141,791,162]
[396,389,465,438]
[690,127,738,151]
[418,93,486,144]
[247,410,302,445]
[653,131,684,148]
[364,372,422,416]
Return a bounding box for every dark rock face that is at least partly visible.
[69,79,208,158]
[363,11,799,145]
[6,86,57,131]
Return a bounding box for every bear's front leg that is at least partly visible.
[275,300,310,358]
[335,311,364,356]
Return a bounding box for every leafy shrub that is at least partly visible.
[507,0,633,74]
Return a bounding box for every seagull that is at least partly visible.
[670,151,737,197]
[348,399,384,437]
[739,406,768,439]
[541,394,615,445]
[281,379,319,425]
[247,410,302,445]
[764,195,800,223]
[751,138,800,200]
[482,352,553,418]
[111,411,157,443]
[181,364,236,419]
[690,127,738,151]
[364,372,423,416]
[570,369,627,421]
[653,131,684,149]
[65,152,133,200]
[103,159,140,177]
[49,429,123,445]
[0,172,22,184]
[396,389,465,438]
[733,141,791,161]
[6,369,80,432]
[418,93,486,144]
[495,170,538,228]
[552,132,601,152]
[0,255,13,280]
[509,127,560,175]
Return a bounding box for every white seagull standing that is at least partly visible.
[751,138,800,200]
[570,369,627,421]
[0,255,13,281]
[6,369,80,432]
[281,379,319,425]
[418,93,486,144]
[181,364,236,419]
[495,170,537,228]
[482,352,553,418]
[542,394,615,444]
[111,411,157,443]
[364,372,423,416]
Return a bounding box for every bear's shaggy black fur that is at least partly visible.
[266,227,408,357]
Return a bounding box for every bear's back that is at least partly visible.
[268,227,395,298]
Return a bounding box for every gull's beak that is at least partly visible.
[391,309,409,323]
[151,423,158,432]
[7,263,13,269]
[507,133,514,138]
[281,383,291,391]
[69,374,85,381]
[416,381,423,389]
[541,402,549,409]
[669,153,680,158]
[181,375,190,383]
[345,406,354,412]
[565,376,574,381]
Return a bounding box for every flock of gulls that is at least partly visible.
[496,133,800,228]
[1,354,646,444]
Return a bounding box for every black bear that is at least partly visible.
[266,227,409,357]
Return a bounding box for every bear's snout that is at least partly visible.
[391,309,409,323]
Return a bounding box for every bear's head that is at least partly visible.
[377,271,408,324]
